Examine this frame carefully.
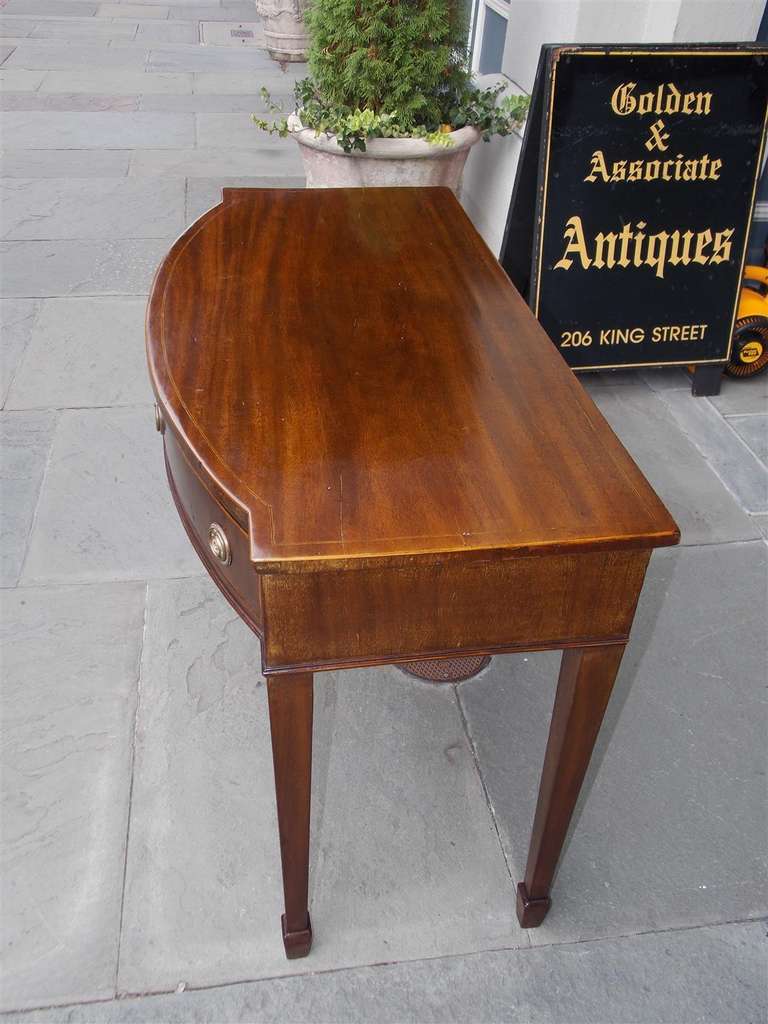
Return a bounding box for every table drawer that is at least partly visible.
[164,427,263,634]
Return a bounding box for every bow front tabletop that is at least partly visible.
[147,187,679,958]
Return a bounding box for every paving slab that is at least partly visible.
[140,0,230,5]
[6,297,151,409]
[192,68,305,93]
[0,36,79,46]
[0,67,45,88]
[147,43,273,69]
[708,372,768,415]
[24,9,138,17]
[3,40,149,67]
[128,144,300,176]
[0,43,16,62]
[4,921,765,1024]
[638,367,691,391]
[197,110,296,148]
[750,513,768,538]
[108,34,212,46]
[116,0,223,4]
[0,297,40,405]
[28,16,139,38]
[167,2,256,18]
[0,581,145,1012]
[39,68,192,92]
[117,576,518,994]
[589,384,761,544]
[1,148,131,178]
[186,175,303,222]
[98,2,169,16]
[459,541,768,946]
[0,17,36,36]
[0,109,193,147]
[1,178,184,240]
[726,413,768,465]
[0,92,139,109]
[0,237,171,296]
[1,0,98,14]
[0,409,55,586]
[134,19,198,41]
[138,91,269,111]
[657,388,768,513]
[21,406,203,583]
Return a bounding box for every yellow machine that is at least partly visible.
[728,265,768,377]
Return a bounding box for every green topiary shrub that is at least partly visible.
[305,0,470,132]
[253,0,529,152]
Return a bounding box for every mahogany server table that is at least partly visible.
[146,187,679,959]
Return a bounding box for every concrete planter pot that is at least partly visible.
[288,118,482,194]
[254,0,309,62]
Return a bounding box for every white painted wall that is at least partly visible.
[461,0,765,255]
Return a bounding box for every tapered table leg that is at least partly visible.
[517,643,626,928]
[267,671,314,958]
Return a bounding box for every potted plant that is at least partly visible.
[254,0,310,63]
[252,0,529,193]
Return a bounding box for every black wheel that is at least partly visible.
[726,316,768,378]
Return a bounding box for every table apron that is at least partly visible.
[259,550,651,674]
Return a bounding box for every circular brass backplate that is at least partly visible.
[207,522,232,565]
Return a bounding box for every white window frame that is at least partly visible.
[470,0,511,75]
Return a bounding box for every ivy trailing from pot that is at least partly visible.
[254,78,529,154]
[250,0,529,187]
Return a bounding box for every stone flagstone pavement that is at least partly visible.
[1,3,767,1020]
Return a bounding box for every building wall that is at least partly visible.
[461,0,765,256]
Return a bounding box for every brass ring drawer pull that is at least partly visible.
[208,522,231,565]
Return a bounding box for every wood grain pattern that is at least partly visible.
[267,672,313,959]
[260,549,650,673]
[147,187,679,574]
[517,643,627,927]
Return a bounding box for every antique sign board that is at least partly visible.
[500,44,768,384]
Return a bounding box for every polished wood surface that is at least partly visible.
[146,187,679,959]
[147,187,678,572]
[259,548,650,673]
[267,672,313,959]
[516,643,627,926]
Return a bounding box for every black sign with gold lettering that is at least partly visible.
[500,45,768,374]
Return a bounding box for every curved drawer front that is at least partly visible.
[164,427,263,635]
